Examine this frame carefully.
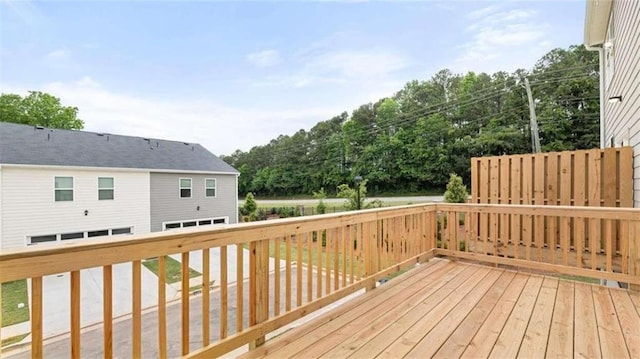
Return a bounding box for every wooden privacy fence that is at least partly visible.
[470,147,633,208]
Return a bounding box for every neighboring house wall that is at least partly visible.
[149,172,237,232]
[602,0,640,205]
[0,166,151,249]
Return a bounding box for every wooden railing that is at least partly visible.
[1,203,639,358]
[436,204,640,287]
[0,204,437,358]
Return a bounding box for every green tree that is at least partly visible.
[241,192,258,221]
[313,187,327,214]
[444,174,468,203]
[0,91,84,129]
[336,179,383,210]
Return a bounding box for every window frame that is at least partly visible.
[54,176,74,202]
[98,177,115,200]
[179,178,192,198]
[205,178,217,198]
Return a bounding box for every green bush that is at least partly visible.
[444,173,468,203]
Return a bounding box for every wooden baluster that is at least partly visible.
[325,229,331,295]
[31,276,43,359]
[220,246,228,339]
[132,262,141,358]
[70,271,81,359]
[236,244,244,332]
[158,256,167,359]
[181,253,189,355]
[249,239,269,348]
[334,227,340,291]
[316,231,321,300]
[103,265,113,359]
[605,219,613,273]
[296,234,303,307]
[274,238,280,317]
[285,235,292,312]
[202,249,210,345]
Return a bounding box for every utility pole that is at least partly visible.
[524,78,541,153]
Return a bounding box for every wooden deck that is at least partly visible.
[241,258,640,359]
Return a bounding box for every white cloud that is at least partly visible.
[246,49,281,67]
[4,77,343,155]
[45,49,69,60]
[454,6,552,73]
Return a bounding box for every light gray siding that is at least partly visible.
[603,0,640,206]
[150,172,237,232]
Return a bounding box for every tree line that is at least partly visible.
[222,45,600,197]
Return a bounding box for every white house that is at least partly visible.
[0,122,239,249]
[584,0,640,205]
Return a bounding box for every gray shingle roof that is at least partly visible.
[0,122,238,173]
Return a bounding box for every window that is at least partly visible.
[183,221,197,227]
[165,223,181,229]
[205,178,216,197]
[87,230,109,237]
[98,177,114,200]
[61,232,84,240]
[29,235,57,244]
[111,227,132,235]
[213,218,227,224]
[199,219,212,226]
[163,217,228,230]
[180,178,192,198]
[55,176,73,201]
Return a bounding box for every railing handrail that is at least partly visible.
[0,203,437,283]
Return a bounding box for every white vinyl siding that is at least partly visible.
[0,166,151,249]
[602,0,640,207]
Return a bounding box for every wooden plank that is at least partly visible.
[202,248,210,345]
[237,244,244,332]
[435,249,637,285]
[545,280,574,358]
[576,217,585,269]
[592,285,630,358]
[250,239,270,348]
[181,253,190,355]
[407,270,507,358]
[240,259,451,359]
[589,217,598,270]
[103,265,113,359]
[342,226,347,288]
[610,289,640,358]
[326,229,331,295]
[519,277,559,357]
[334,228,340,291]
[285,235,291,312]
[574,150,587,206]
[325,265,486,358]
[433,271,517,358]
[561,215,570,266]
[587,149,602,207]
[574,282,602,358]
[311,232,317,302]
[471,158,479,202]
[158,256,167,359]
[132,261,142,358]
[603,148,617,207]
[486,275,543,358]
[221,246,228,339]
[188,250,437,359]
[620,147,633,207]
[621,220,629,274]
[630,221,640,291]
[458,272,529,358]
[31,276,43,359]
[490,157,500,204]
[606,219,613,272]
[547,153,558,263]
[296,233,303,307]
[274,239,280,317]
[71,271,81,359]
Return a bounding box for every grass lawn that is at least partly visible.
[1,333,29,347]
[2,280,30,327]
[142,256,201,284]
[555,274,600,284]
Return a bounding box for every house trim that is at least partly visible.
[0,163,238,176]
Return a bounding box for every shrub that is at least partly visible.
[444,173,468,203]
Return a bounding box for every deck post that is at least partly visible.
[630,221,640,291]
[249,239,269,348]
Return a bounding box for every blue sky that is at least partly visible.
[1,0,586,155]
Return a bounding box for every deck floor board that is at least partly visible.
[241,259,639,359]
